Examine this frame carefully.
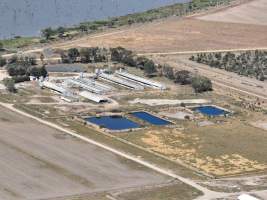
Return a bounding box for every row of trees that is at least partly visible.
[160,65,212,92]
[110,47,157,75]
[61,47,109,64]
[60,47,158,76]
[2,56,48,92]
[190,51,267,81]
[6,56,47,78]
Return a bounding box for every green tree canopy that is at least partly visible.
[144,60,157,76]
[0,56,7,67]
[174,70,192,85]
[68,48,80,63]
[192,76,212,93]
[41,27,54,40]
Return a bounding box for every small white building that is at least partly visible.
[79,91,108,103]
[238,194,260,200]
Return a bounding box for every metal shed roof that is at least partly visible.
[79,91,108,103]
[238,194,260,200]
[42,81,67,94]
[116,71,166,90]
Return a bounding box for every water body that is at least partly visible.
[194,106,229,116]
[0,0,189,39]
[131,112,172,126]
[86,116,140,131]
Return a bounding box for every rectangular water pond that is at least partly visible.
[85,116,140,131]
[131,112,171,126]
[193,106,229,116]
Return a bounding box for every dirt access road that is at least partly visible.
[2,103,267,200]
[0,105,171,200]
[154,55,267,101]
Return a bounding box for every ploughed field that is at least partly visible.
[59,18,267,53]
[197,0,267,26]
[0,106,170,200]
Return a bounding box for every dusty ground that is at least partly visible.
[53,17,267,53]
[197,0,267,26]
[0,70,9,81]
[0,105,173,200]
[118,117,267,177]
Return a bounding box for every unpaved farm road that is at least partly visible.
[2,102,267,200]
[153,55,267,101]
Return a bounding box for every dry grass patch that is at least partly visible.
[118,121,267,177]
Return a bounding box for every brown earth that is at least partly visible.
[55,17,267,53]
[0,106,170,200]
[197,0,267,26]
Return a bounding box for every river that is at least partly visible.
[0,0,189,39]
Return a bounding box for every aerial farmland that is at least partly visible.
[0,0,267,200]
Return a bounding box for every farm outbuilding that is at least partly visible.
[116,70,166,90]
[79,91,108,103]
[238,194,260,200]
[99,73,144,90]
[65,78,103,94]
[41,81,68,94]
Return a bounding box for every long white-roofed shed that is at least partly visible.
[79,91,108,103]
[238,194,260,200]
[42,81,67,94]
[116,70,166,90]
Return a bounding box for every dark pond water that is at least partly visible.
[131,112,172,126]
[86,115,140,131]
[0,0,189,39]
[194,106,229,116]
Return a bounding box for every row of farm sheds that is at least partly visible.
[41,69,166,103]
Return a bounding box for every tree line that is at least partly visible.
[190,51,267,81]
[2,55,48,92]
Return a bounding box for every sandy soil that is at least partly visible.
[197,0,267,26]
[0,70,9,81]
[251,121,267,131]
[54,18,267,53]
[0,106,169,200]
[129,98,210,106]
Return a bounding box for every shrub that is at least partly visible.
[174,70,192,85]
[12,76,30,83]
[192,76,212,93]
[144,60,157,75]
[162,64,174,80]
[68,48,80,63]
[0,56,7,67]
[29,66,48,78]
[3,78,16,93]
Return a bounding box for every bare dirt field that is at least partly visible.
[0,106,174,200]
[197,0,267,26]
[54,17,267,53]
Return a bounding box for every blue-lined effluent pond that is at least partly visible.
[131,112,171,126]
[194,106,229,116]
[86,116,140,131]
